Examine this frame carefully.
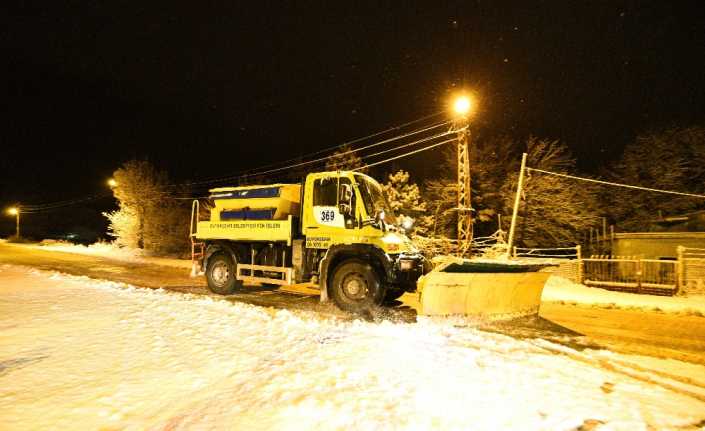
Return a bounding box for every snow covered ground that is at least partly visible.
[2,264,705,430]
[29,240,191,269]
[543,276,705,316]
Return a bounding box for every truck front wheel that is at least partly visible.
[206,252,242,295]
[330,260,385,313]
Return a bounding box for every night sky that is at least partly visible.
[4,1,705,237]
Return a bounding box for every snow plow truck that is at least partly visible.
[190,171,425,312]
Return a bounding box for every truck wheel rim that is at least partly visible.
[341,273,367,300]
[211,262,230,287]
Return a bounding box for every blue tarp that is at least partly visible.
[220,208,277,220]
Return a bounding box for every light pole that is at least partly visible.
[452,94,474,257]
[7,207,20,238]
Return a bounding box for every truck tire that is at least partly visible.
[206,252,241,295]
[330,260,384,313]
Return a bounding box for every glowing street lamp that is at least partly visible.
[6,207,20,238]
[107,178,118,188]
[450,93,476,256]
[452,94,474,117]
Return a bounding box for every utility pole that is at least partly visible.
[450,94,474,257]
[507,153,528,257]
[456,122,472,257]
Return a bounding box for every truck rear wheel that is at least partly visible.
[206,252,242,295]
[330,260,384,313]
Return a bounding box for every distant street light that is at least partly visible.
[6,207,20,238]
[107,178,118,188]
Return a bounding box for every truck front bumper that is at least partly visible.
[388,252,426,291]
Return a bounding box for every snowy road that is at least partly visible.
[2,264,705,430]
[1,242,705,365]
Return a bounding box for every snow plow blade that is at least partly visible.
[418,259,554,319]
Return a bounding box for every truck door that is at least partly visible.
[303,176,356,249]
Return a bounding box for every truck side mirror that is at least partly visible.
[338,184,353,215]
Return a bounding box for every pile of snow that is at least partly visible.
[543,276,705,316]
[35,240,146,261]
[1,264,704,430]
[31,240,190,269]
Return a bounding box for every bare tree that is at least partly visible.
[606,126,705,231]
[423,136,599,247]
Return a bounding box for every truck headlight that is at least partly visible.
[400,259,414,270]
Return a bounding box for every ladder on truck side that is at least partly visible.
[236,245,294,286]
[190,200,205,277]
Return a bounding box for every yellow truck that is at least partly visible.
[190,170,425,312]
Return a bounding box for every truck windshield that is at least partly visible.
[356,175,397,225]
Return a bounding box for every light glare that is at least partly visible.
[453,95,472,116]
[7,207,18,216]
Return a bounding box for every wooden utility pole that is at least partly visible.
[456,123,472,257]
[507,153,528,257]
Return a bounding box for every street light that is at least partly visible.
[450,93,476,256]
[107,178,118,188]
[452,94,474,117]
[6,207,20,238]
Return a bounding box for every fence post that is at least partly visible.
[636,259,643,293]
[677,245,685,293]
[577,246,584,284]
[513,246,517,258]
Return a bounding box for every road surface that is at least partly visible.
[1,241,704,364]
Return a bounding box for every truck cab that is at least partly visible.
[191,170,425,312]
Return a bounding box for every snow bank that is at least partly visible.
[544,275,705,316]
[31,240,191,269]
[1,264,704,430]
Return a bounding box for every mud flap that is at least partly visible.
[190,261,204,278]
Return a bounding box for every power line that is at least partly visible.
[526,167,705,199]
[354,137,457,170]
[13,112,453,211]
[20,193,114,211]
[178,119,452,188]
[165,112,446,189]
[233,111,444,176]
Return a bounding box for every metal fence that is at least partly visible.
[411,240,699,296]
[582,258,677,295]
[678,246,705,295]
[513,246,580,259]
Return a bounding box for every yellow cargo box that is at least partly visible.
[195,215,294,245]
[208,184,301,222]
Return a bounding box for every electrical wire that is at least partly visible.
[172,119,452,188]
[353,137,457,170]
[232,111,445,176]
[526,167,705,199]
[12,112,453,211]
[19,193,114,211]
